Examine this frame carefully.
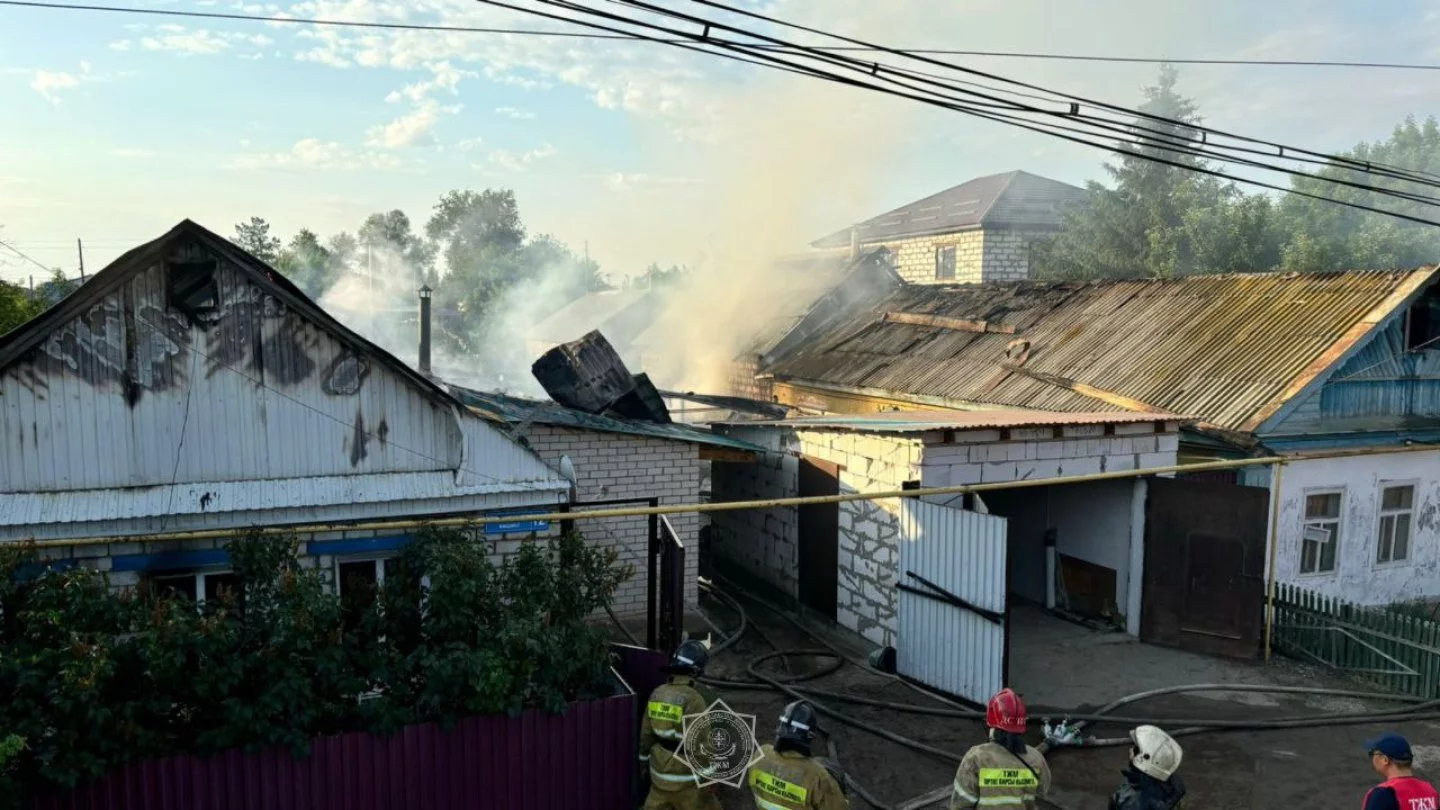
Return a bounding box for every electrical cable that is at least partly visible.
[13,0,1440,73]
[596,0,1440,196]
[507,0,1440,227]
[672,0,1440,185]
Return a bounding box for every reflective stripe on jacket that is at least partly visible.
[747,744,849,810]
[950,742,1051,810]
[639,678,711,792]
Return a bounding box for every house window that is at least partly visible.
[1300,491,1342,574]
[337,557,399,619]
[1376,484,1416,565]
[150,570,237,606]
[1408,288,1440,352]
[935,246,956,280]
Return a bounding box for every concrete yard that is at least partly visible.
[643,592,1440,810]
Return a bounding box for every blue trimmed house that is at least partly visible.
[745,266,1440,606]
[0,221,572,601]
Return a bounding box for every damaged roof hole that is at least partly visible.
[166,257,219,323]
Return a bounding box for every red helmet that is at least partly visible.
[986,688,1027,734]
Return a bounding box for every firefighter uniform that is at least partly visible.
[639,674,721,810]
[951,740,1051,810]
[747,743,849,810]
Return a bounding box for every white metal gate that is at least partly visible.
[897,500,1008,703]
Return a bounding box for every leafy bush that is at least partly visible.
[0,528,629,798]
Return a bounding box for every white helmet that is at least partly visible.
[1130,725,1183,781]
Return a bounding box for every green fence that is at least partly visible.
[1271,582,1440,699]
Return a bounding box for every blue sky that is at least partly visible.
[3,0,1440,283]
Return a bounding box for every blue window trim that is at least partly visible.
[307,535,411,557]
[110,549,231,573]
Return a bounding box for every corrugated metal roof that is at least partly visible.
[766,268,1440,432]
[812,171,1087,248]
[450,386,767,452]
[718,410,1179,433]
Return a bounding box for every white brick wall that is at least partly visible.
[710,427,801,597]
[866,228,1047,285]
[526,425,702,617]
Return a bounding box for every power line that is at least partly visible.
[5,0,1440,73]
[0,237,54,274]
[496,0,1440,227]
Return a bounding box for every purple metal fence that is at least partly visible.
[30,691,637,810]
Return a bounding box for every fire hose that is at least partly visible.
[677,578,1440,810]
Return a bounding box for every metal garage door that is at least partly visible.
[896,499,1009,703]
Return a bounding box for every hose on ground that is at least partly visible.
[692,579,1440,807]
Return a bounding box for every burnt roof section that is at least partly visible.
[765,268,1440,433]
[812,170,1088,248]
[0,219,458,408]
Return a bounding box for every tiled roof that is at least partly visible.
[765,268,1439,432]
[812,171,1088,248]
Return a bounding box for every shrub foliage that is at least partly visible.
[0,528,628,797]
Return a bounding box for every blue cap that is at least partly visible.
[1366,733,1413,762]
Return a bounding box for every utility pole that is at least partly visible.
[76,238,85,282]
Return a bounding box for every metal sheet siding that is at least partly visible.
[2,255,467,493]
[770,269,1436,431]
[28,691,637,810]
[897,500,1007,703]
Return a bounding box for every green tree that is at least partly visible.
[1278,115,1440,271]
[625,262,686,290]
[1036,66,1281,279]
[328,232,359,273]
[358,210,435,284]
[0,280,43,335]
[275,229,338,298]
[232,217,282,264]
[425,189,530,330]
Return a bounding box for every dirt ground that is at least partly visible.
[622,590,1440,810]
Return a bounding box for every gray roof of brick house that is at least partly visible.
[812,171,1088,248]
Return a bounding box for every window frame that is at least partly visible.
[1374,480,1418,568]
[934,244,957,281]
[149,568,236,607]
[1299,488,1344,576]
[1405,288,1440,352]
[334,554,399,596]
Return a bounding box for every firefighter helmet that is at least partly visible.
[776,700,820,747]
[986,688,1027,734]
[667,639,709,674]
[1130,725,1183,781]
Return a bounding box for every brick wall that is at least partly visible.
[730,354,773,402]
[795,430,922,649]
[917,423,1182,487]
[871,229,1048,285]
[709,427,801,598]
[525,425,701,616]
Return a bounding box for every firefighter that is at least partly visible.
[746,700,850,810]
[638,639,720,810]
[951,688,1051,810]
[1362,733,1438,810]
[1109,726,1186,810]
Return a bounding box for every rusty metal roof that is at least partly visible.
[812,171,1087,248]
[765,269,1440,432]
[716,410,1180,434]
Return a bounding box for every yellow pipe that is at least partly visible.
[1264,462,1285,663]
[22,456,1283,548]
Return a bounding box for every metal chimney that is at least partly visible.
[849,227,860,259]
[418,284,432,375]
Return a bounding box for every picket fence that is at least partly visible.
[1271,582,1440,699]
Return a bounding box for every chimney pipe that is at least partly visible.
[418,284,432,376]
[849,227,860,259]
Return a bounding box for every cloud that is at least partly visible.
[486,143,556,172]
[597,172,702,192]
[109,40,133,52]
[229,138,401,170]
[26,62,115,104]
[138,27,273,56]
[110,148,157,159]
[495,106,536,120]
[365,98,461,148]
